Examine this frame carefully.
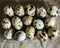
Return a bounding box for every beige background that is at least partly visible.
[0,0,60,48]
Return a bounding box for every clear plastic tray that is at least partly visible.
[0,0,60,48]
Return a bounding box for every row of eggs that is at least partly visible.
[4,27,59,41]
[4,4,59,18]
[2,16,55,30]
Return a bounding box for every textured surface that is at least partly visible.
[0,0,60,48]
